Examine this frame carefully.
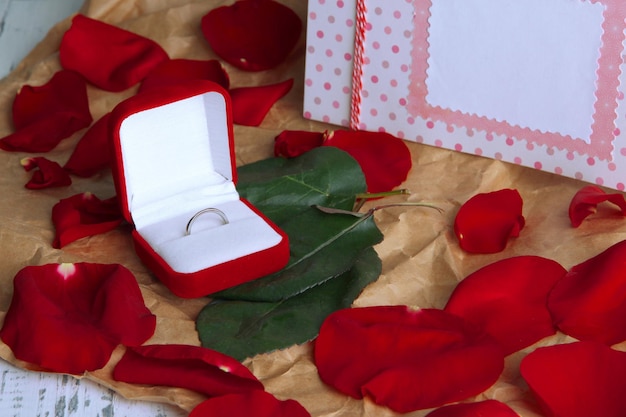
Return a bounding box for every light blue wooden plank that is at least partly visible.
[0,0,83,77]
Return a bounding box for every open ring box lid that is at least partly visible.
[109,81,289,298]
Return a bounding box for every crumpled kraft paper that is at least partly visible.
[1,0,625,415]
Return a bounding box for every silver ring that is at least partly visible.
[185,208,229,236]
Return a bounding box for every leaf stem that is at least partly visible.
[355,189,411,199]
[354,189,410,211]
[315,202,444,218]
[369,202,444,214]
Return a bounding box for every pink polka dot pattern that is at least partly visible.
[303,0,357,127]
[303,0,626,190]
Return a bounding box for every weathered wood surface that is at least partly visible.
[0,0,84,76]
[0,359,187,417]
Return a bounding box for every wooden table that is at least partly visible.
[0,359,185,417]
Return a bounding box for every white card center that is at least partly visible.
[425,0,605,142]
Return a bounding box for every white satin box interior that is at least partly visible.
[110,81,290,298]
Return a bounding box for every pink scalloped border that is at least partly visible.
[408,0,626,161]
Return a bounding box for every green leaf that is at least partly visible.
[198,148,385,359]
[237,147,366,224]
[196,247,382,361]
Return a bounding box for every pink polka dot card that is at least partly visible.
[303,0,626,190]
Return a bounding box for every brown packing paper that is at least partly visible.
[0,0,625,415]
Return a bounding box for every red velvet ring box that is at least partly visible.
[109,81,289,298]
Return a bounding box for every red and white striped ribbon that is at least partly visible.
[349,0,368,131]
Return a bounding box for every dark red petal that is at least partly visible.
[322,130,412,194]
[520,341,626,417]
[21,157,72,189]
[444,256,566,355]
[548,239,626,345]
[314,306,504,413]
[200,0,302,71]
[139,59,230,93]
[60,15,169,92]
[11,70,89,129]
[274,130,325,158]
[51,192,123,248]
[0,263,155,374]
[113,344,263,397]
[568,185,626,227]
[189,390,310,417]
[0,70,92,152]
[230,79,294,126]
[63,113,112,177]
[454,189,525,254]
[425,400,519,417]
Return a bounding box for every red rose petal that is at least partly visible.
[139,59,230,93]
[425,400,519,417]
[322,130,412,194]
[21,157,72,189]
[200,0,302,71]
[0,263,156,374]
[444,256,566,355]
[274,130,325,158]
[63,113,112,177]
[454,189,525,254]
[568,185,626,227]
[548,239,626,345]
[52,192,123,248]
[11,71,88,129]
[60,15,169,91]
[520,341,626,417]
[314,306,504,413]
[229,79,294,126]
[0,70,92,152]
[189,390,310,417]
[113,344,263,397]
